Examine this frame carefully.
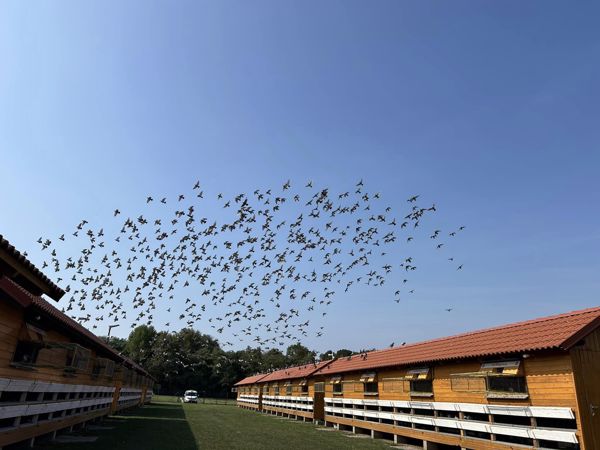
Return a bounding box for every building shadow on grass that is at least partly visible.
[32,403,198,450]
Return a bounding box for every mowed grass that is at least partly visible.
[182,402,393,450]
[36,397,395,450]
[36,401,197,450]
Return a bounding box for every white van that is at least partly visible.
[183,390,198,403]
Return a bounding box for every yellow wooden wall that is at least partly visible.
[0,296,152,390]
[319,353,578,410]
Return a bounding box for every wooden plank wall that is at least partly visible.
[318,353,578,410]
[571,326,600,450]
[0,294,153,390]
[0,298,23,377]
[0,291,153,447]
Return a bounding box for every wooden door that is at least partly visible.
[579,353,600,449]
[571,329,600,450]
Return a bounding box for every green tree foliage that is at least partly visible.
[125,325,158,366]
[334,349,354,358]
[100,336,127,354]
[119,326,354,396]
[318,348,354,361]
[286,343,316,366]
[262,348,287,371]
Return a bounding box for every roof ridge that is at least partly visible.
[359,306,600,358]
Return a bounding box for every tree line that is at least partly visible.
[105,325,364,397]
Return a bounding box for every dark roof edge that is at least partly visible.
[560,315,600,350]
[235,373,269,386]
[236,360,336,385]
[0,235,65,301]
[313,348,568,376]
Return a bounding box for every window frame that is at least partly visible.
[11,340,43,368]
[486,375,528,397]
[363,381,379,396]
[331,376,343,395]
[410,379,434,397]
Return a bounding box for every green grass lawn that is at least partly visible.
[35,398,396,450]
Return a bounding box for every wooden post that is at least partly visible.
[531,417,540,447]
[489,414,496,441]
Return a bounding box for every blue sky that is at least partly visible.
[1,1,599,352]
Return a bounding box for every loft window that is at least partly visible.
[92,359,105,377]
[410,379,433,395]
[314,382,325,393]
[285,383,292,396]
[299,380,309,394]
[450,360,528,398]
[273,385,279,396]
[104,360,115,378]
[21,323,46,342]
[12,341,41,366]
[405,367,432,396]
[331,376,342,394]
[364,382,378,395]
[481,360,521,375]
[40,342,91,373]
[488,376,527,394]
[360,372,378,395]
[406,367,430,380]
[65,345,91,372]
[483,360,527,397]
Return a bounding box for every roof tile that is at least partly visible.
[261,360,332,383]
[314,306,600,376]
[0,234,64,300]
[235,373,268,386]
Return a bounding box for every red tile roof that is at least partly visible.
[235,373,269,386]
[259,360,333,383]
[314,306,600,376]
[0,234,65,301]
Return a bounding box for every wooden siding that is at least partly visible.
[300,354,583,449]
[320,354,578,409]
[0,287,152,447]
[571,326,600,450]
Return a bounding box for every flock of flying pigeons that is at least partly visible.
[34,180,465,347]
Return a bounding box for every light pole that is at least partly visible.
[107,324,120,345]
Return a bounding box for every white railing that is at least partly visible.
[144,391,153,403]
[324,398,577,445]
[114,387,142,410]
[0,377,116,433]
[237,395,260,405]
[262,395,313,412]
